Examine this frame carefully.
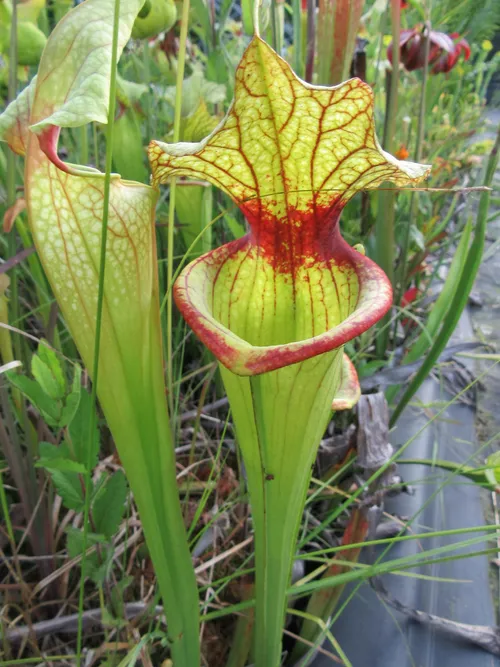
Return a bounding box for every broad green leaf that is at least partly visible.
[67,526,114,584]
[207,48,231,86]
[67,528,106,559]
[92,470,128,539]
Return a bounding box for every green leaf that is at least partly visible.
[31,341,66,400]
[67,525,114,585]
[486,452,500,485]
[38,441,71,460]
[37,442,87,510]
[52,471,85,511]
[68,388,99,469]
[92,471,128,539]
[67,527,106,579]
[7,371,61,425]
[59,364,82,428]
[37,457,87,474]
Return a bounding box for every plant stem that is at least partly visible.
[375,0,400,357]
[7,0,22,367]
[76,0,121,662]
[292,0,303,77]
[305,0,316,83]
[166,0,191,422]
[316,0,334,84]
[80,125,89,166]
[396,21,431,304]
[390,121,500,426]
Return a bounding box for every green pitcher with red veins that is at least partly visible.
[149,35,430,667]
[0,2,199,665]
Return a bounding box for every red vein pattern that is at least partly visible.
[150,37,430,376]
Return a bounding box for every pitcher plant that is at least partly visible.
[0,1,200,665]
[149,29,430,667]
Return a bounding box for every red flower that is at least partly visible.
[388,28,470,74]
[431,32,471,73]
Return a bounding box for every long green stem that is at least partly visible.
[7,0,21,366]
[375,0,400,356]
[80,125,89,166]
[166,0,191,421]
[76,0,121,661]
[292,0,303,77]
[396,21,431,304]
[390,122,500,426]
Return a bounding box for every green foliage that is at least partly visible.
[64,470,128,584]
[435,0,500,41]
[67,527,112,583]
[68,386,99,469]
[37,442,86,512]
[92,470,128,539]
[7,341,82,428]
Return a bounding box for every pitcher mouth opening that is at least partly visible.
[173,235,393,377]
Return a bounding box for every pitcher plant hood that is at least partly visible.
[149,36,431,376]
